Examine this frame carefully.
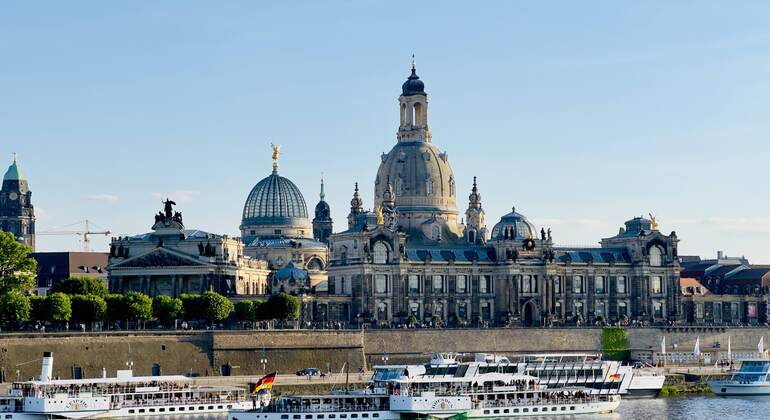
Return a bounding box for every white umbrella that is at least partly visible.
[694,336,701,357]
[759,336,764,354]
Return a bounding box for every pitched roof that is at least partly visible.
[679,277,710,296]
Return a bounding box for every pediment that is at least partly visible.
[112,248,207,269]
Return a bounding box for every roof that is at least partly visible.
[555,248,631,264]
[128,229,220,241]
[247,237,326,249]
[242,172,308,226]
[272,262,309,281]
[704,264,742,278]
[725,266,770,282]
[405,247,496,263]
[679,277,710,296]
[3,156,25,181]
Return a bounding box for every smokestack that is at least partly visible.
[40,352,53,382]
[717,250,724,260]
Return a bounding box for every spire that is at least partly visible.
[3,152,25,182]
[468,176,481,209]
[411,54,416,73]
[320,175,325,201]
[350,182,363,213]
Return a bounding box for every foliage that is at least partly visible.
[152,295,183,326]
[180,294,204,321]
[406,315,418,326]
[104,294,129,321]
[601,326,630,361]
[70,294,107,324]
[50,277,108,297]
[0,289,31,324]
[29,295,47,321]
[0,231,36,293]
[235,300,256,323]
[200,291,234,322]
[264,293,300,321]
[123,291,153,321]
[45,292,72,322]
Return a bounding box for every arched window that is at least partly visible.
[426,179,434,195]
[401,103,407,125]
[373,242,388,264]
[413,102,423,126]
[396,178,404,195]
[377,302,388,321]
[306,258,324,271]
[468,229,476,244]
[649,245,663,267]
[339,246,348,265]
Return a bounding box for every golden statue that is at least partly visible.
[270,143,281,172]
[375,206,385,225]
[649,213,659,231]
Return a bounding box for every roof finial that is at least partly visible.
[270,143,281,174]
[320,174,325,201]
[411,54,416,70]
[12,152,17,163]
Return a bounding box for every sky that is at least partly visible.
[1,1,770,261]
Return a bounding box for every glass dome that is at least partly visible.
[242,172,309,226]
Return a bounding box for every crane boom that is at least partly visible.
[38,219,111,252]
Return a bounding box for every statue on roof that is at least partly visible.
[163,198,176,218]
[649,213,659,231]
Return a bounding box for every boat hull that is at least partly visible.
[18,400,252,418]
[709,381,770,396]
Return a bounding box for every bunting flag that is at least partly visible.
[694,336,701,357]
[759,336,764,354]
[249,372,277,395]
[660,336,666,367]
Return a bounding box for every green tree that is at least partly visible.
[30,295,47,321]
[601,327,630,361]
[235,300,256,324]
[0,289,31,325]
[123,292,153,327]
[200,291,234,324]
[71,294,107,324]
[50,277,108,297]
[104,294,129,322]
[0,231,36,294]
[152,295,183,327]
[180,294,204,321]
[265,293,300,321]
[45,292,72,323]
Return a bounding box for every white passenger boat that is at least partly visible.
[229,353,620,420]
[708,359,770,396]
[1,352,251,418]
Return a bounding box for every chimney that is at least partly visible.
[40,352,53,382]
[717,250,724,260]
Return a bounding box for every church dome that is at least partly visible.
[402,67,426,96]
[242,173,308,226]
[491,208,537,240]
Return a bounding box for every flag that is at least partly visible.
[661,336,666,356]
[249,372,277,395]
[728,336,732,361]
[608,373,621,381]
[759,337,764,354]
[694,336,701,357]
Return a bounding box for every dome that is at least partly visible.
[241,171,312,242]
[491,208,537,240]
[314,200,330,219]
[402,67,426,96]
[3,156,25,182]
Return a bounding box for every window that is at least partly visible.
[596,302,605,319]
[554,277,561,294]
[274,229,282,235]
[480,275,492,293]
[574,301,583,318]
[521,275,536,293]
[616,276,626,294]
[373,242,388,264]
[651,276,662,294]
[458,302,467,320]
[696,303,704,319]
[375,275,388,294]
[426,179,434,195]
[481,302,491,320]
[432,275,444,293]
[649,246,663,266]
[456,275,467,293]
[396,178,403,195]
[408,275,420,294]
[618,302,627,317]
[339,246,348,265]
[377,302,388,321]
[573,276,583,294]
[594,276,605,294]
[653,301,663,318]
[554,301,562,316]
[409,302,420,317]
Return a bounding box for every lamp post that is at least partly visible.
[260,358,268,374]
[381,353,389,365]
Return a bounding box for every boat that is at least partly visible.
[708,359,770,396]
[1,352,252,418]
[229,353,620,420]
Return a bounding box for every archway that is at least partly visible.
[522,301,536,327]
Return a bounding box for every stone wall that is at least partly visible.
[1,328,766,382]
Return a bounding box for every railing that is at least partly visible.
[474,395,615,409]
[268,405,387,414]
[114,396,243,409]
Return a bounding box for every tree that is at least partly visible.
[30,295,46,321]
[45,292,72,323]
[153,295,183,327]
[0,289,30,325]
[0,231,36,294]
[123,292,153,326]
[180,294,204,321]
[235,300,256,324]
[71,294,106,324]
[200,291,234,324]
[104,294,129,322]
[264,293,300,321]
[50,277,108,297]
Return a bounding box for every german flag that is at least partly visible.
[249,372,277,394]
[608,374,621,381]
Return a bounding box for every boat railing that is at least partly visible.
[268,405,387,414]
[474,394,615,408]
[114,396,242,409]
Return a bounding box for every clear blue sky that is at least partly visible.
[2,1,770,261]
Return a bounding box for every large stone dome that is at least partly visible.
[241,171,311,242]
[491,208,537,240]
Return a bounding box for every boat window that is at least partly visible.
[551,407,557,411]
[306,416,313,419]
[340,415,347,418]
[129,410,135,414]
[513,409,519,413]
[294,416,301,419]
[503,409,509,413]
[352,415,358,418]
[149,409,155,413]
[139,409,145,413]
[329,415,336,418]
[318,416,325,419]
[281,415,288,419]
[209,406,214,410]
[218,406,223,409]
[533,408,538,412]
[170,408,175,412]
[483,411,490,415]
[570,406,575,410]
[561,407,566,411]
[523,408,528,413]
[363,415,369,418]
[159,408,165,412]
[373,414,379,418]
[493,410,499,414]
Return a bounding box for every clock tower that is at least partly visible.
[0,154,35,250]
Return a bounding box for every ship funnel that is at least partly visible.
[40,352,53,382]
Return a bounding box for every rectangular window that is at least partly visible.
[480,275,491,293]
[573,276,583,294]
[456,275,467,293]
[618,302,627,317]
[652,276,662,294]
[432,275,444,293]
[554,277,561,294]
[616,276,626,294]
[408,275,420,294]
[375,275,388,294]
[696,303,704,319]
[594,276,605,294]
[653,301,663,318]
[522,275,531,293]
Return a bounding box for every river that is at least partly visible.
[589,395,770,419]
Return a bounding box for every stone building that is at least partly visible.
[0,155,35,250]
[324,64,681,326]
[108,201,269,297]
[240,145,330,287]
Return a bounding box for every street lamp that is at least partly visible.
[260,358,268,374]
[381,353,389,365]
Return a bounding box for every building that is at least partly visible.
[324,63,681,326]
[312,178,333,245]
[33,251,109,294]
[0,155,35,250]
[107,201,269,297]
[678,277,767,325]
[240,145,330,288]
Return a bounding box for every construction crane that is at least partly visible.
[38,220,111,252]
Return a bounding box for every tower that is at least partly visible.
[312,177,333,244]
[464,176,487,244]
[0,154,35,250]
[348,182,364,229]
